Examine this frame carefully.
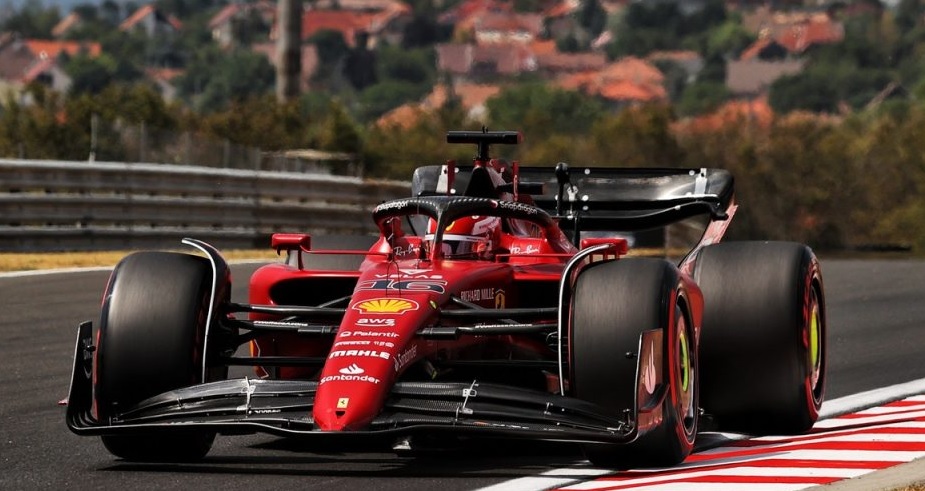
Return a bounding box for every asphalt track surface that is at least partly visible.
[2,257,925,490]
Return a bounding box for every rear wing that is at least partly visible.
[411,164,735,233]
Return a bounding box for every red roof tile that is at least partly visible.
[24,39,101,59]
[674,97,774,134]
[51,12,82,38]
[555,56,666,103]
[119,4,183,32]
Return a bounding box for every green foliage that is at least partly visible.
[377,46,436,85]
[5,0,925,253]
[174,47,275,112]
[344,45,379,90]
[895,0,925,34]
[401,4,454,49]
[485,84,606,143]
[705,20,755,60]
[317,102,362,154]
[1,3,61,37]
[356,81,430,123]
[65,53,142,96]
[676,81,730,117]
[363,106,475,179]
[769,60,894,114]
[585,104,683,167]
[196,95,313,150]
[578,0,607,39]
[609,0,720,58]
[308,29,351,86]
[155,0,223,18]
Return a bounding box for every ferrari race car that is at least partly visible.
[66,130,826,469]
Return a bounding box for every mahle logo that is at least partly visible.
[353,298,419,314]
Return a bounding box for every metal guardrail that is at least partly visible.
[0,160,410,251]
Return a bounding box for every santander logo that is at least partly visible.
[339,364,364,375]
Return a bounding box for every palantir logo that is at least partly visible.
[339,363,364,375]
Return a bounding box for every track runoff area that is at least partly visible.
[480,378,925,491]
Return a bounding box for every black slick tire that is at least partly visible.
[95,251,227,461]
[694,241,825,435]
[570,258,698,469]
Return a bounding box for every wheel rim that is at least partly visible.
[676,312,696,436]
[807,288,823,403]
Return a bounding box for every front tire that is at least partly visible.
[570,258,698,469]
[694,241,825,435]
[95,251,228,461]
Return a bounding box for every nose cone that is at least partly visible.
[314,356,391,431]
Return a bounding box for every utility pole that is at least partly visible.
[276,0,303,102]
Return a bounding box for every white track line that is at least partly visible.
[477,377,925,491]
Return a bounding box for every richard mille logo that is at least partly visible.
[339,364,364,375]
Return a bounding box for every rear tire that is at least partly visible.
[95,251,229,461]
[570,258,698,469]
[694,241,825,435]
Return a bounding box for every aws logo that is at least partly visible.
[352,298,419,314]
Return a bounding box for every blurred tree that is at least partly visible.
[585,104,683,168]
[174,47,275,112]
[1,3,61,37]
[64,53,142,96]
[578,0,607,39]
[400,0,453,48]
[317,101,362,154]
[486,84,605,142]
[308,29,351,87]
[705,20,754,60]
[344,38,378,90]
[356,81,428,123]
[198,95,313,150]
[676,81,730,117]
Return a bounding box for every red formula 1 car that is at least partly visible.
[66,130,826,469]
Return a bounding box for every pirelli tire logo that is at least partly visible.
[352,298,419,314]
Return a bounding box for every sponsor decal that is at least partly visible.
[372,341,394,348]
[329,349,391,360]
[495,290,506,309]
[459,287,499,302]
[253,319,311,329]
[339,330,400,338]
[337,398,349,409]
[320,374,381,385]
[356,317,395,327]
[392,245,419,257]
[250,408,281,415]
[321,364,381,385]
[333,340,372,347]
[340,363,364,375]
[496,200,540,215]
[353,298,419,314]
[510,244,540,254]
[375,271,443,279]
[375,199,415,212]
[358,279,447,294]
[394,344,418,373]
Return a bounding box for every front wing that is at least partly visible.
[66,321,667,446]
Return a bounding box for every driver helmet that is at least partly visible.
[427,215,502,259]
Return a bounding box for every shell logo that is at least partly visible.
[353,298,419,314]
